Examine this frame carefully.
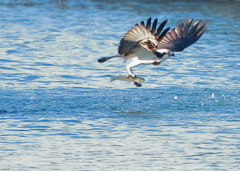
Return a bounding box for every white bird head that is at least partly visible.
[157,49,175,57]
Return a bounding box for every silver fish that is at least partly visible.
[110,75,145,83]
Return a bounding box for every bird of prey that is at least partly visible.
[98,17,207,78]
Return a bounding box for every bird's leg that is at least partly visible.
[152,59,161,66]
[126,59,158,78]
[126,59,142,78]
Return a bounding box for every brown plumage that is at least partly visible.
[118,18,170,56]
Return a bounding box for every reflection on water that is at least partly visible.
[0,0,239,170]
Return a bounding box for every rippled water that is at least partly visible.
[0,0,240,170]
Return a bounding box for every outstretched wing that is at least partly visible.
[118,17,170,57]
[158,19,207,52]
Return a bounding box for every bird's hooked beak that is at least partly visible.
[169,52,175,56]
[163,51,174,57]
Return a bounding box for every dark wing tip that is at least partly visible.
[156,19,168,36]
[146,17,152,30]
[157,27,170,41]
[151,18,158,33]
[158,18,207,52]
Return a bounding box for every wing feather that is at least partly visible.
[146,17,151,31]
[158,27,170,41]
[193,21,207,37]
[158,19,207,52]
[193,28,206,42]
[165,32,174,41]
[156,19,168,37]
[187,19,201,38]
[162,34,171,42]
[176,23,183,38]
[183,18,193,38]
[151,19,158,33]
[170,28,178,40]
[118,17,169,56]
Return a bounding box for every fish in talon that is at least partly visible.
[110,75,145,83]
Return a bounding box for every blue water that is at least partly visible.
[0,0,240,170]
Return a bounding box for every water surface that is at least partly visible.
[0,0,239,170]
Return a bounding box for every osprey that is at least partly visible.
[98,17,207,78]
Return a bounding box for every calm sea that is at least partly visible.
[0,0,239,170]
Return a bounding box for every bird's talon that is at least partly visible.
[126,74,136,79]
[133,82,142,87]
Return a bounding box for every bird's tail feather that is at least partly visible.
[97,54,121,63]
